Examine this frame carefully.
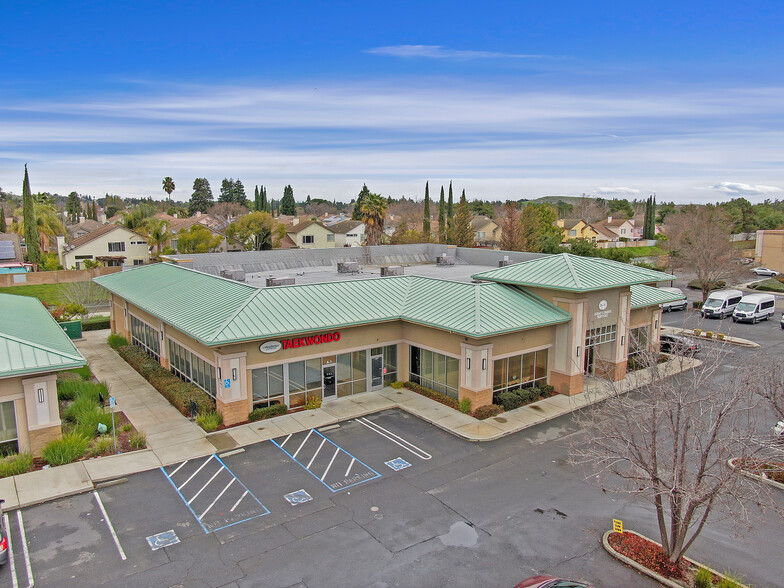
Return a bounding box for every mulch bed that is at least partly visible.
[607,531,687,581]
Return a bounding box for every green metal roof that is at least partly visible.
[95,263,572,345]
[472,253,675,292]
[630,285,685,309]
[0,293,86,378]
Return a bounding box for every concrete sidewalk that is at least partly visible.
[0,332,700,510]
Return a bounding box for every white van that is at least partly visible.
[700,289,743,319]
[659,287,688,312]
[732,293,776,323]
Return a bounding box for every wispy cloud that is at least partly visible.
[594,187,641,196]
[365,45,550,60]
[700,182,782,196]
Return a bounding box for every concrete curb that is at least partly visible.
[661,326,760,348]
[728,457,784,491]
[602,529,751,588]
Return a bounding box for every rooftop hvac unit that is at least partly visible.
[436,254,455,266]
[266,276,295,287]
[498,260,510,267]
[337,261,360,273]
[381,265,403,277]
[221,269,246,281]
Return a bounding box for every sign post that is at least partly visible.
[109,396,117,453]
[612,518,623,534]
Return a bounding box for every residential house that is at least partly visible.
[59,223,150,269]
[0,293,87,455]
[0,233,30,273]
[591,216,637,242]
[471,216,502,247]
[330,220,365,246]
[555,219,599,243]
[286,220,338,249]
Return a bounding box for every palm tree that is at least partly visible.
[146,219,170,259]
[162,177,175,202]
[361,191,388,246]
[120,203,156,232]
[12,200,65,253]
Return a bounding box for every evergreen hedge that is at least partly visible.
[403,381,459,409]
[248,404,288,422]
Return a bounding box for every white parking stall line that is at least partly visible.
[16,510,33,587]
[344,457,355,477]
[279,433,293,447]
[178,455,214,491]
[93,491,127,561]
[292,429,314,459]
[321,447,341,481]
[4,512,18,588]
[187,466,225,505]
[306,438,327,470]
[169,460,189,477]
[230,490,249,513]
[356,417,432,460]
[199,478,236,520]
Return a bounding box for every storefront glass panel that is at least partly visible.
[493,349,549,396]
[409,346,459,399]
[0,400,18,455]
[522,353,534,384]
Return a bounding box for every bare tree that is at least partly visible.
[60,281,110,316]
[752,353,784,422]
[664,206,744,301]
[207,202,249,223]
[571,347,781,564]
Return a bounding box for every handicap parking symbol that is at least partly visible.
[146,529,180,551]
[385,457,411,471]
[284,489,313,506]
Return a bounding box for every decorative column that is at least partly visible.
[215,352,248,426]
[460,342,493,408]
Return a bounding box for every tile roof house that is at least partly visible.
[329,220,365,246]
[286,220,339,249]
[59,223,150,269]
[470,216,502,247]
[591,216,637,242]
[67,219,105,239]
[555,219,599,242]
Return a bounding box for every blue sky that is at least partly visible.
[2,1,784,204]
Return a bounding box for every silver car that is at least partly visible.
[752,267,780,277]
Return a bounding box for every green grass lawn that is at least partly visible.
[0,283,70,305]
[750,278,784,292]
[622,245,668,257]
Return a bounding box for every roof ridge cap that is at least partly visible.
[208,287,264,343]
[0,331,83,362]
[562,253,583,289]
[474,282,482,334]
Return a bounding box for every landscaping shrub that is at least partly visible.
[107,333,129,350]
[390,381,404,389]
[57,379,83,402]
[42,433,90,466]
[129,430,147,450]
[688,279,725,290]
[693,567,713,588]
[121,423,133,433]
[83,317,111,331]
[403,381,459,409]
[716,575,742,588]
[305,395,322,410]
[692,301,704,309]
[0,452,34,478]
[89,435,115,457]
[73,406,114,438]
[248,404,288,422]
[65,393,101,422]
[494,385,554,410]
[57,371,82,384]
[118,345,214,417]
[459,398,472,414]
[196,411,223,432]
[473,404,504,420]
[496,391,525,411]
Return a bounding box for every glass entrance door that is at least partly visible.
[583,345,596,376]
[370,354,383,388]
[323,364,336,400]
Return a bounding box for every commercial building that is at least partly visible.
[0,293,87,454]
[96,252,679,426]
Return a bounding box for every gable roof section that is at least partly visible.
[65,223,145,252]
[95,263,571,345]
[0,293,86,377]
[286,220,335,234]
[630,285,685,309]
[472,253,674,292]
[329,220,363,234]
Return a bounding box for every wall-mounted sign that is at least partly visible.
[260,341,283,354]
[268,331,342,351]
[598,299,608,311]
[593,299,612,319]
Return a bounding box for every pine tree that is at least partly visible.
[280,185,297,215]
[22,165,41,264]
[66,191,81,223]
[189,178,214,215]
[92,199,98,220]
[352,184,370,221]
[453,189,475,247]
[423,181,431,239]
[438,185,446,244]
[219,178,234,203]
[234,179,246,204]
[0,205,6,232]
[446,181,455,244]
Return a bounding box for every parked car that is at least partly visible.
[514,576,591,588]
[0,499,7,566]
[780,313,784,330]
[658,287,688,312]
[659,333,701,355]
[751,267,780,277]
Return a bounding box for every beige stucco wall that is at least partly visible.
[63,227,150,269]
[755,230,784,272]
[287,225,337,249]
[0,372,61,455]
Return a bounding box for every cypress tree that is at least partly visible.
[446,181,455,244]
[22,165,41,264]
[0,205,6,232]
[280,185,296,215]
[438,186,446,243]
[650,196,656,237]
[262,186,269,213]
[423,181,431,238]
[453,189,475,247]
[254,186,260,211]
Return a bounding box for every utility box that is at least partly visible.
[338,261,360,273]
[59,320,83,340]
[498,260,510,267]
[381,265,403,277]
[221,269,246,282]
[266,277,295,287]
[436,254,454,266]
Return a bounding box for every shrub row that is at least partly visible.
[494,384,555,411]
[83,317,111,331]
[472,404,504,420]
[117,345,214,416]
[0,452,34,478]
[107,333,129,350]
[403,381,460,409]
[249,404,288,422]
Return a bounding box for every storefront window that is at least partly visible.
[130,315,160,360]
[252,364,286,408]
[0,400,18,456]
[628,327,649,358]
[493,349,549,395]
[383,345,397,385]
[168,339,217,398]
[409,346,460,399]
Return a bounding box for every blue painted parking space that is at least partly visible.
[161,454,270,533]
[271,428,381,491]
